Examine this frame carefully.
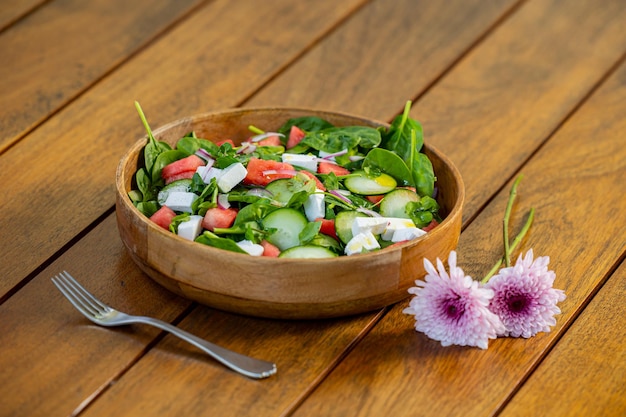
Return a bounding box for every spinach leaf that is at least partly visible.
[362,148,413,186]
[299,221,322,245]
[135,200,158,218]
[195,231,247,254]
[303,126,381,153]
[233,200,280,226]
[382,101,424,159]
[278,116,334,136]
[406,196,441,228]
[175,136,200,156]
[411,152,436,198]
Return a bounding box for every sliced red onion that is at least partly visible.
[357,207,382,217]
[195,148,214,162]
[250,132,285,142]
[217,193,230,209]
[330,189,352,205]
[314,157,339,165]
[237,142,257,154]
[262,169,298,177]
[335,189,352,196]
[200,159,215,182]
[321,149,348,159]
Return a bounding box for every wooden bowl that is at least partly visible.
[115,107,464,319]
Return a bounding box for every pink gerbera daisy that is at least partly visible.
[403,251,505,349]
[485,249,566,338]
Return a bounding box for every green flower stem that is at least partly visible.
[481,207,535,283]
[503,175,523,267]
[134,101,156,144]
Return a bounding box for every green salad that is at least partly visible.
[129,101,441,258]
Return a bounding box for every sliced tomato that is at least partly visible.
[164,171,196,185]
[316,218,338,240]
[422,219,439,232]
[365,194,385,204]
[215,139,235,147]
[161,155,205,182]
[256,135,282,147]
[299,170,326,191]
[243,157,296,186]
[287,125,306,149]
[201,207,238,231]
[260,240,281,257]
[150,206,177,230]
[318,161,350,176]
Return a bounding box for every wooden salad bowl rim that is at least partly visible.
[115,107,465,319]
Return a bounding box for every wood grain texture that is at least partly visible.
[0,0,366,298]
[290,34,626,417]
[0,0,204,153]
[410,0,626,221]
[0,0,45,30]
[248,0,518,119]
[0,216,191,417]
[79,308,383,417]
[500,263,626,416]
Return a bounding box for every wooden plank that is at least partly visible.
[290,29,626,417]
[500,262,626,416]
[250,0,626,224]
[0,0,204,153]
[248,0,519,119]
[0,1,517,416]
[0,0,45,30]
[0,0,366,298]
[0,216,192,417]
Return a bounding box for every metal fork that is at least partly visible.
[51,271,277,379]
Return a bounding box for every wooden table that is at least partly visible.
[1,0,624,416]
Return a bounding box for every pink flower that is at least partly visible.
[403,251,505,349]
[485,249,566,338]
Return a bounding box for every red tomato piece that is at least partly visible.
[365,195,385,204]
[161,155,205,182]
[150,206,177,230]
[260,240,281,257]
[299,170,326,191]
[287,125,306,149]
[164,171,196,185]
[215,139,235,147]
[202,207,238,231]
[256,135,282,147]
[315,218,338,240]
[422,219,439,232]
[318,161,350,176]
[243,157,296,186]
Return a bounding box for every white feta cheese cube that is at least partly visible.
[351,216,389,237]
[282,153,318,171]
[391,227,427,242]
[163,191,199,213]
[381,218,417,241]
[236,240,265,256]
[177,215,204,241]
[304,190,325,221]
[217,162,247,192]
[344,231,381,256]
[196,165,222,184]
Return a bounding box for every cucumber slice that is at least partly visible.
[343,170,397,195]
[279,245,338,259]
[157,179,193,206]
[265,176,315,204]
[334,210,368,244]
[309,233,342,252]
[262,208,308,250]
[379,188,419,218]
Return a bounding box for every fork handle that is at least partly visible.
[134,316,276,379]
